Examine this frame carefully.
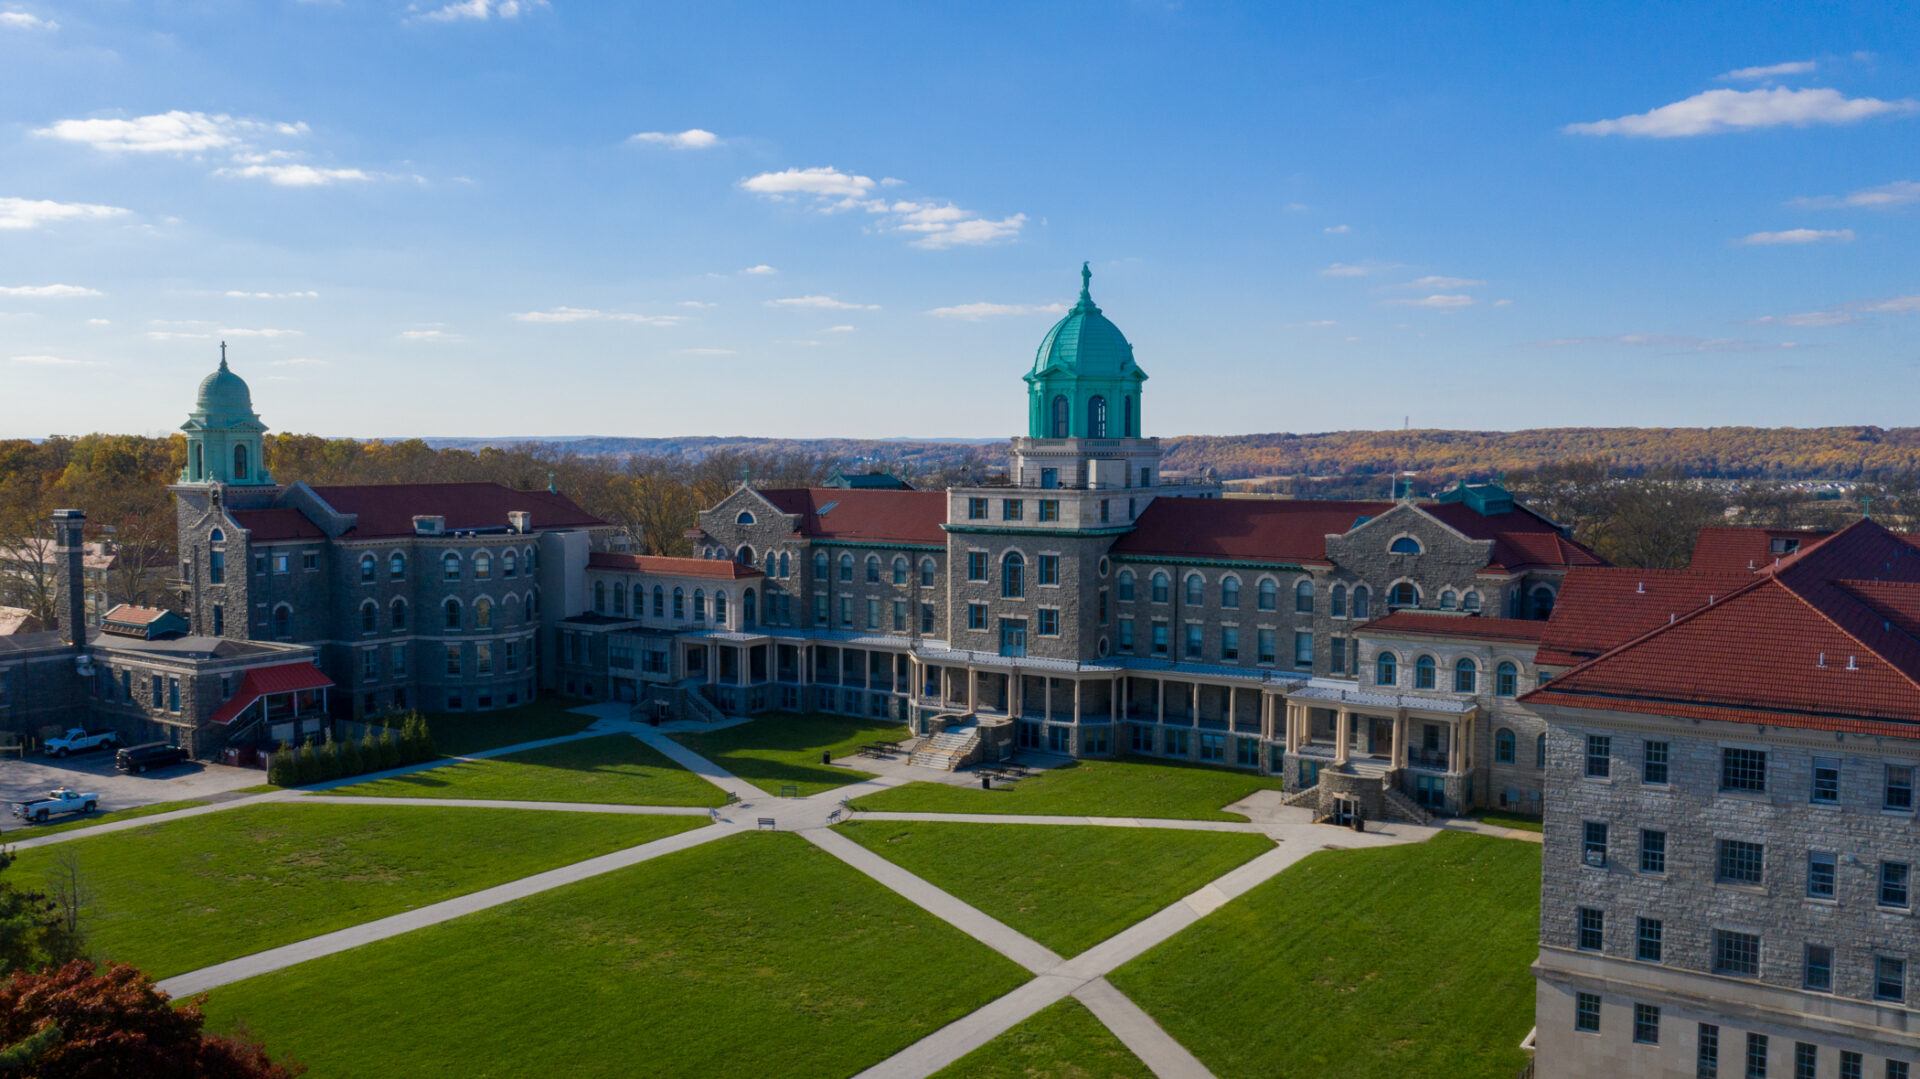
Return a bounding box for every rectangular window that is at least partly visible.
[1038,467,1057,489]
[1574,991,1600,1033]
[1583,822,1609,868]
[921,603,935,635]
[167,677,179,713]
[1722,747,1768,792]
[1118,618,1134,650]
[1586,735,1612,778]
[1841,1052,1862,1079]
[1634,1003,1660,1045]
[1637,917,1663,962]
[1804,944,1833,992]
[864,598,879,630]
[968,603,988,631]
[1038,500,1059,523]
[1002,499,1023,521]
[1747,1034,1769,1079]
[1886,765,1914,811]
[1100,499,1109,523]
[1644,740,1670,784]
[1200,732,1225,762]
[1878,956,1909,1003]
[274,553,289,573]
[1700,1024,1721,1079]
[1294,631,1313,668]
[1812,756,1841,804]
[1185,623,1204,659]
[362,649,378,681]
[1151,620,1169,656]
[208,550,225,583]
[392,644,407,677]
[967,551,987,581]
[968,497,988,520]
[1578,907,1604,951]
[302,550,317,571]
[444,644,462,676]
[1712,930,1760,978]
[504,640,518,673]
[1641,829,1667,874]
[1884,861,1914,908]
[1889,1063,1911,1079]
[1808,851,1837,898]
[254,553,266,575]
[1038,554,1059,585]
[813,594,828,626]
[1221,627,1239,661]
[1794,1044,1816,1079]
[1164,728,1188,756]
[1717,839,1764,885]
[1037,609,1059,636]
[475,642,492,675]
[838,597,852,627]
[892,599,906,633]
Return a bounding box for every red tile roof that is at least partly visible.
[756,488,948,546]
[230,508,326,541]
[589,553,763,580]
[209,661,334,726]
[1424,502,1604,571]
[1533,567,1752,667]
[102,604,172,625]
[1688,526,1833,574]
[307,483,605,539]
[1527,519,1920,739]
[1357,612,1549,644]
[1113,498,1392,565]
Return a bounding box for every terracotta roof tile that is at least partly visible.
[1533,567,1752,667]
[229,508,325,541]
[589,553,764,580]
[756,488,947,545]
[1357,612,1549,644]
[209,661,334,725]
[1112,497,1391,564]
[308,483,605,539]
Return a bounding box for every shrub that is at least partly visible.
[266,744,294,787]
[293,740,319,787]
[314,734,342,783]
[358,728,380,772]
[377,727,401,771]
[339,732,363,777]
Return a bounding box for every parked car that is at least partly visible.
[116,742,190,774]
[43,728,119,758]
[10,788,99,823]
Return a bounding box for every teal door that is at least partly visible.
[999,619,1027,657]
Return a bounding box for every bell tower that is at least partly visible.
[179,342,273,487]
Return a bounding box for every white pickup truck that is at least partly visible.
[10,788,99,823]
[43,728,119,758]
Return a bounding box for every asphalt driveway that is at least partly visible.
[0,750,264,833]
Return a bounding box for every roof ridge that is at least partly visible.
[1527,570,1777,690]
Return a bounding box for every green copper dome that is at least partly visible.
[179,345,272,486]
[1031,263,1139,379]
[195,356,254,413]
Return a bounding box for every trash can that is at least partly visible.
[822,750,832,765]
[981,776,992,790]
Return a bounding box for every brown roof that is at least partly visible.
[308,483,605,539]
[589,553,763,580]
[756,488,948,546]
[1533,567,1752,667]
[1357,612,1549,644]
[102,605,172,625]
[1423,502,1604,571]
[1688,526,1832,574]
[230,508,325,541]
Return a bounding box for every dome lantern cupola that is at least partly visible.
[178,343,273,486]
[1023,263,1147,440]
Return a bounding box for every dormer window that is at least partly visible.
[1770,537,1800,556]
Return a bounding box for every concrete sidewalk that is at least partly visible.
[854,811,1262,833]
[298,794,715,816]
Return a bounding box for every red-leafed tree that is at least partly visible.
[0,961,302,1078]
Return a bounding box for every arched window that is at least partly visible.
[672,587,685,620]
[1496,661,1519,697]
[736,511,755,525]
[1151,572,1170,603]
[1123,395,1135,437]
[475,597,492,629]
[1087,395,1108,438]
[1495,728,1516,764]
[503,550,517,578]
[390,597,407,630]
[1352,585,1371,619]
[1376,651,1398,686]
[1002,552,1025,598]
[693,589,706,621]
[271,603,291,639]
[1530,585,1557,620]
[861,555,878,583]
[443,552,461,580]
[920,557,936,587]
[360,600,377,632]
[839,553,854,582]
[1117,570,1136,601]
[714,591,728,624]
[1390,582,1419,608]
[1454,657,1476,693]
[652,586,664,617]
[1463,591,1481,612]
[612,583,625,615]
[390,552,406,580]
[359,554,376,582]
[1414,654,1437,689]
[1257,578,1278,611]
[1389,536,1422,555]
[233,443,249,480]
[1185,573,1204,605]
[813,551,828,580]
[1294,579,1315,613]
[1050,394,1069,438]
[1440,589,1458,611]
[1330,583,1347,618]
[1221,576,1240,608]
[1536,732,1548,769]
[525,547,536,572]
[892,556,908,585]
[475,552,491,580]
[780,552,791,579]
[737,545,754,566]
[191,443,203,481]
[503,594,519,625]
[529,587,539,618]
[444,598,462,630]
[593,581,605,613]
[743,589,757,627]
[209,527,224,543]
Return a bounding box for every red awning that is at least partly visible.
[210,662,335,725]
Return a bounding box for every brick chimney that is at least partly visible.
[50,509,86,650]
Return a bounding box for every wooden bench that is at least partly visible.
[756,817,777,831]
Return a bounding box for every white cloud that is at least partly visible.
[221,327,303,338]
[146,331,211,341]
[86,318,111,325]
[740,167,876,202]
[1323,224,1350,234]
[0,10,56,30]
[1398,275,1485,289]
[11,354,96,366]
[768,296,879,311]
[824,325,856,333]
[36,111,305,154]
[678,300,716,308]
[0,197,129,231]
[398,329,462,342]
[215,164,371,186]
[742,169,1025,247]
[1855,294,1920,314]
[1739,228,1855,245]
[1384,294,1474,308]
[1493,298,1514,307]
[629,129,720,150]
[511,307,681,324]
[0,284,101,298]
[680,347,737,356]
[416,0,547,21]
[1566,87,1919,137]
[1718,60,1817,81]
[925,301,1068,321]
[269,357,326,366]
[1320,263,1368,277]
[741,264,778,275]
[1525,333,1802,352]
[226,290,319,299]
[904,209,1027,249]
[1746,311,1859,327]
[1790,180,1920,210]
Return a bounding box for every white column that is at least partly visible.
[1073,679,1082,724]
[1335,709,1351,765]
[1157,678,1165,722]
[1392,709,1405,768]
[1044,677,1052,722]
[967,667,977,712]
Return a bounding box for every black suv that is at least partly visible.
[115,743,189,774]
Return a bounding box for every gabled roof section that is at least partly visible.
[1356,612,1548,645]
[1534,566,1753,667]
[1113,497,1394,565]
[589,553,764,580]
[755,488,947,545]
[229,507,325,542]
[209,661,334,725]
[306,483,605,539]
[1688,526,1833,574]
[1424,502,1603,571]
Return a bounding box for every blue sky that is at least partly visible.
[1,2,1915,441]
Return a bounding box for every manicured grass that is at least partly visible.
[410,696,597,757]
[331,734,725,807]
[931,998,1151,1079]
[205,833,1031,1079]
[3,799,210,837]
[1472,811,1544,833]
[1109,832,1541,1079]
[840,820,1273,955]
[672,711,913,797]
[850,755,1285,821]
[12,803,704,978]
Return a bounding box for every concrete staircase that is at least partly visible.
[1381,786,1435,826]
[679,684,728,725]
[908,724,981,771]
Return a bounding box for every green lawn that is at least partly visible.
[1472,811,1544,833]
[671,711,912,797]
[850,755,1285,821]
[205,833,1031,1079]
[1109,832,1541,1079]
[12,803,704,978]
[931,998,1151,1079]
[330,734,725,807]
[839,820,1274,956]
[2,798,210,837]
[401,696,598,757]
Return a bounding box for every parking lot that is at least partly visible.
[0,749,264,832]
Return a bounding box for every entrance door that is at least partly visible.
[1414,773,1445,810]
[998,618,1027,658]
[1330,797,1357,826]
[1018,721,1042,749]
